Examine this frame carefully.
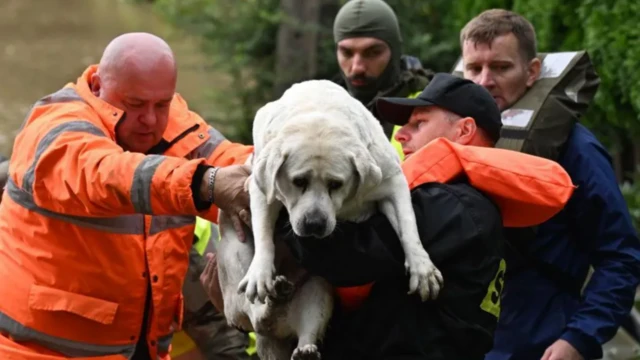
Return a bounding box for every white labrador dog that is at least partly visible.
[217,80,443,360]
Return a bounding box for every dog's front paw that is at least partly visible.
[237,261,276,304]
[405,250,444,301]
[267,275,295,304]
[292,344,321,360]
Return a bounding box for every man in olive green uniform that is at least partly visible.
[332,0,433,158]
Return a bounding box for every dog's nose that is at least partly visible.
[302,211,327,237]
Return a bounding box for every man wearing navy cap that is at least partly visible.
[376,72,504,155]
[276,73,508,360]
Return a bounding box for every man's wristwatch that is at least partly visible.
[207,167,220,204]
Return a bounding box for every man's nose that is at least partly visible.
[351,54,366,75]
[395,127,410,144]
[140,107,157,126]
[478,69,495,88]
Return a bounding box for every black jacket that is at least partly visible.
[276,180,505,360]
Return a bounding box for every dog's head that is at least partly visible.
[254,112,382,239]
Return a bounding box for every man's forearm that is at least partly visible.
[561,259,640,358]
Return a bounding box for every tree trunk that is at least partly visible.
[274,0,322,96]
[634,138,640,174]
[613,149,624,184]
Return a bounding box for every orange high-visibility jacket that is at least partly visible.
[335,137,576,311]
[0,65,252,360]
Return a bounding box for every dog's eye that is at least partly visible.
[327,180,343,191]
[292,177,308,189]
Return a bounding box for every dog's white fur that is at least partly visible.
[217,80,443,360]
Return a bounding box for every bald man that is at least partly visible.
[0,32,253,360]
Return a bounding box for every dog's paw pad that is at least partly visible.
[292,344,321,360]
[271,275,295,301]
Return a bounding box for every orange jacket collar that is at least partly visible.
[401,137,576,228]
[402,138,464,191]
[72,65,125,138]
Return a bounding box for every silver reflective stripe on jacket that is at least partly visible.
[7,179,145,234]
[8,179,195,235]
[0,310,136,358]
[188,126,227,160]
[130,155,166,214]
[18,87,86,133]
[149,215,195,235]
[21,120,106,194]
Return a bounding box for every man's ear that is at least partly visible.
[350,143,382,198]
[90,72,102,97]
[253,138,287,204]
[526,57,542,88]
[455,117,478,145]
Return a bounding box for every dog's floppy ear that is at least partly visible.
[350,142,383,198]
[253,138,288,204]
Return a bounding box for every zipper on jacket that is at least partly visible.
[146,123,200,155]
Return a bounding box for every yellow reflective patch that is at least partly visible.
[246,332,257,355]
[390,126,405,162]
[407,91,421,99]
[194,217,212,255]
[480,258,506,318]
[169,330,197,357]
[388,91,421,163]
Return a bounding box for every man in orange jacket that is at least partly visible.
[0,32,253,360]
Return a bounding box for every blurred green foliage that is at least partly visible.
[148,0,640,151]
[152,0,281,143]
[621,167,640,233]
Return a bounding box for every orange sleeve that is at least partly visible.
[19,118,206,217]
[182,115,253,167]
[173,96,253,167]
[189,125,254,224]
[206,139,253,167]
